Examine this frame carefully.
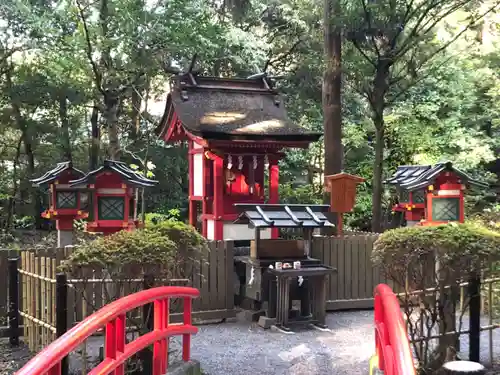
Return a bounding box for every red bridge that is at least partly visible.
[16,286,199,375]
[16,284,415,375]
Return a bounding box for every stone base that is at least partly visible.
[243,309,266,322]
[167,360,201,375]
[257,316,276,329]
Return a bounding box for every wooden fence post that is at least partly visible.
[8,258,19,347]
[56,273,68,375]
[441,361,485,374]
[468,274,481,362]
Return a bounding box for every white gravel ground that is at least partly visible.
[5,310,500,375]
[190,311,375,375]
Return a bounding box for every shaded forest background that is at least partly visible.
[0,0,499,233]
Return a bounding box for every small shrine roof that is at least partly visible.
[384,161,488,191]
[233,203,334,228]
[156,74,322,143]
[31,162,85,186]
[70,160,158,188]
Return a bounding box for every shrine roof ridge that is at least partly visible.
[156,73,323,143]
[31,161,85,186]
[69,160,158,188]
[233,203,334,229]
[384,161,488,191]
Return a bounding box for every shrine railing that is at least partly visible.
[372,283,416,375]
[15,286,200,375]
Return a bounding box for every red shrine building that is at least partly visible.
[385,161,488,226]
[156,72,321,240]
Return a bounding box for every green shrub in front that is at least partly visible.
[469,205,500,233]
[373,223,500,372]
[61,229,178,271]
[61,220,207,276]
[373,222,500,283]
[146,219,206,252]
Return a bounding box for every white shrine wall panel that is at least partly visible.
[192,141,203,149]
[193,153,204,197]
[223,223,271,241]
[206,219,215,240]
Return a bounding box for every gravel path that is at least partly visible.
[4,310,500,374]
[190,311,375,375]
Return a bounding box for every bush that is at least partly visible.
[373,222,500,282]
[468,204,500,233]
[62,220,207,276]
[62,229,178,272]
[146,219,206,252]
[373,223,500,373]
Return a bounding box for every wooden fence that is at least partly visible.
[0,241,236,343]
[0,234,384,342]
[312,233,384,310]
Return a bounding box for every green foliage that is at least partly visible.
[12,215,35,230]
[469,205,500,233]
[279,183,322,204]
[62,229,178,270]
[147,219,206,252]
[144,209,182,225]
[373,223,500,276]
[62,217,206,273]
[0,0,499,234]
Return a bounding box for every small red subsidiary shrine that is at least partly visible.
[31,162,89,230]
[69,160,157,234]
[385,161,488,226]
[156,72,321,240]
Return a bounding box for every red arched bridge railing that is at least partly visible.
[16,286,200,375]
[371,283,416,375]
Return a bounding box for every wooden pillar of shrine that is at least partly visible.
[213,155,224,240]
[188,141,197,227]
[269,160,279,239]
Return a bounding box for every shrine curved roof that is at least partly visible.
[69,160,158,188]
[384,161,488,191]
[156,75,322,143]
[31,162,85,186]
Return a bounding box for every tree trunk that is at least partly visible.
[59,96,72,162]
[130,88,141,140]
[90,103,100,170]
[370,62,390,232]
[104,94,120,160]
[5,137,22,229]
[6,67,43,228]
[322,0,343,182]
[372,124,385,232]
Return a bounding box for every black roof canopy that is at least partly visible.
[233,203,334,228]
[70,160,158,188]
[31,162,85,187]
[384,161,488,191]
[156,74,322,143]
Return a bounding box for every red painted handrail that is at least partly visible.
[374,284,416,375]
[16,286,200,375]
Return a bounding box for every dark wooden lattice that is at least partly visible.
[56,191,77,209]
[98,197,125,220]
[432,198,459,221]
[413,189,425,204]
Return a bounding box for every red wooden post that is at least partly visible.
[213,156,224,240]
[115,314,126,375]
[183,297,192,362]
[105,320,116,362]
[269,162,279,238]
[201,155,209,237]
[153,299,164,375]
[163,298,170,374]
